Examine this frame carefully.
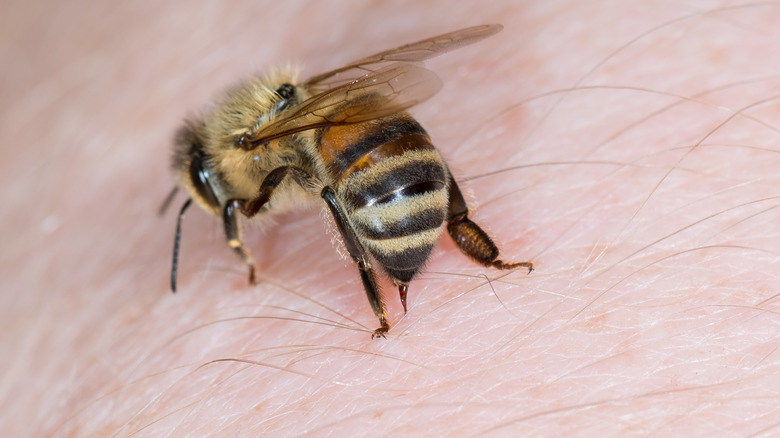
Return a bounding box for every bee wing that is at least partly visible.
[241,63,442,147]
[304,24,503,87]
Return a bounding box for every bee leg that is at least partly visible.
[446,175,533,273]
[224,200,257,285]
[321,186,390,339]
[224,166,313,285]
[240,166,311,216]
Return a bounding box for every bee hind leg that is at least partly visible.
[445,175,533,273]
[321,186,389,339]
[224,166,314,286]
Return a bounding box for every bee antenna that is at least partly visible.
[158,186,180,217]
[171,198,193,293]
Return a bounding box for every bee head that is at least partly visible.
[172,121,224,214]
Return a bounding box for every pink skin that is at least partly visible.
[3,1,780,436]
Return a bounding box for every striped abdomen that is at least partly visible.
[318,114,449,283]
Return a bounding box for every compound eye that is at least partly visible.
[274,83,296,112]
[189,155,220,208]
[276,83,295,100]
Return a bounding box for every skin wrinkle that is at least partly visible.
[3,1,780,437]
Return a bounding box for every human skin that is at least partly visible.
[3,0,780,436]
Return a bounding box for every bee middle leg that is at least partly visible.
[224,166,313,285]
[445,174,533,273]
[321,186,389,339]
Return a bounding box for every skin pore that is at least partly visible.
[3,1,780,436]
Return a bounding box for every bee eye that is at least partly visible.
[189,155,220,208]
[275,83,295,100]
[274,83,296,112]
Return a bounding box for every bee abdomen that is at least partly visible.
[355,204,446,241]
[321,115,450,282]
[354,197,446,283]
[320,116,429,180]
[346,148,450,283]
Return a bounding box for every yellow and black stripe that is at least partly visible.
[318,114,449,283]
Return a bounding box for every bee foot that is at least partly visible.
[371,321,390,339]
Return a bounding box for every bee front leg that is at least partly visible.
[224,166,313,286]
[321,186,389,339]
[223,200,257,285]
[240,166,311,216]
[446,174,533,273]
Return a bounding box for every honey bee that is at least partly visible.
[167,24,533,338]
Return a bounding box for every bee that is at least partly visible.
[166,24,533,338]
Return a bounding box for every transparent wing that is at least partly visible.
[240,64,442,148]
[304,24,503,87]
